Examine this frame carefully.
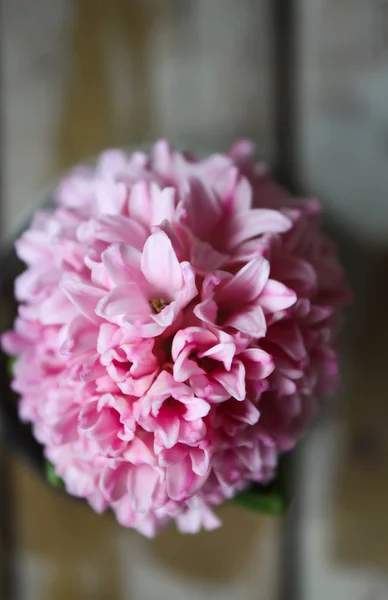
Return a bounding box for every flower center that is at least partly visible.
[165,396,176,407]
[163,396,185,416]
[198,356,216,373]
[149,298,169,314]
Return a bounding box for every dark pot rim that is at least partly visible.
[1,221,52,484]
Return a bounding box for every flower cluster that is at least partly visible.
[2,141,349,536]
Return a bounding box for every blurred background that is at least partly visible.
[1,0,388,598]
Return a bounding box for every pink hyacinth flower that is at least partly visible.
[96,232,197,337]
[2,139,350,536]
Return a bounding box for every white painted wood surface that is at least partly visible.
[298,0,388,246]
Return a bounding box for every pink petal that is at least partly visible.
[78,400,104,431]
[122,435,156,465]
[155,412,181,449]
[268,321,306,361]
[176,504,221,534]
[221,256,270,304]
[1,332,27,355]
[158,444,188,467]
[151,219,186,261]
[237,399,260,425]
[193,297,218,325]
[15,229,51,265]
[87,259,111,289]
[150,186,176,226]
[60,274,105,324]
[96,148,128,175]
[100,463,130,502]
[173,350,202,382]
[61,315,98,355]
[239,348,274,379]
[102,243,146,288]
[232,176,253,212]
[95,179,127,214]
[274,256,317,295]
[39,287,77,325]
[179,178,221,238]
[122,316,165,338]
[172,327,217,360]
[150,299,179,327]
[277,376,297,396]
[146,371,179,398]
[305,304,333,324]
[226,306,266,338]
[254,177,293,209]
[55,169,95,208]
[198,342,236,371]
[15,266,58,302]
[228,139,255,163]
[128,180,151,227]
[260,279,297,312]
[166,456,209,501]
[141,231,182,294]
[78,215,147,249]
[51,409,79,444]
[190,374,231,403]
[212,360,246,401]
[96,283,150,319]
[150,139,173,178]
[128,464,160,512]
[190,239,228,274]
[225,209,291,249]
[177,420,207,446]
[181,395,210,421]
[190,448,210,476]
[79,353,107,381]
[96,322,119,354]
[175,262,198,307]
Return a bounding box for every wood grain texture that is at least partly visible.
[333,252,388,569]
[11,454,280,599]
[56,0,159,170]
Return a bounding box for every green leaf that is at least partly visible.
[45,461,65,490]
[7,356,17,379]
[233,487,286,515]
[232,454,291,515]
